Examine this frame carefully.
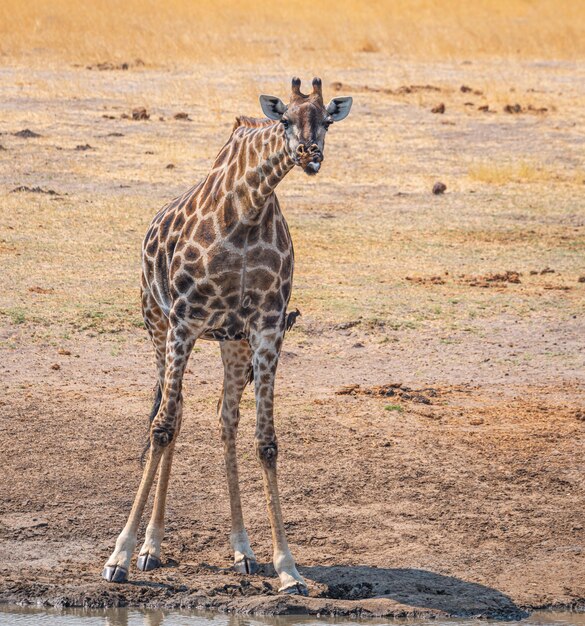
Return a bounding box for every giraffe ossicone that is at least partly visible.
[102,77,352,595]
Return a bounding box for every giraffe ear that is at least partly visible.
[326,97,353,121]
[259,95,287,120]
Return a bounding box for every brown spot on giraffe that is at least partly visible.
[102,77,352,595]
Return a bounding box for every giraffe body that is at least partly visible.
[142,118,295,347]
[102,78,352,595]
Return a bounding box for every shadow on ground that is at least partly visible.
[302,565,528,619]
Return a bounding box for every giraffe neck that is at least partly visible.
[205,121,295,223]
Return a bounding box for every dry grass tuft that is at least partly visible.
[1,0,585,67]
[468,161,548,184]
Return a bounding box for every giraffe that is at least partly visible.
[102,77,352,595]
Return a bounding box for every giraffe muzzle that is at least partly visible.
[296,143,323,175]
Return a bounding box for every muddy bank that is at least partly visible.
[1,327,584,619]
[0,567,531,619]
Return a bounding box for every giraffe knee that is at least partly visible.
[151,424,174,448]
[256,440,278,468]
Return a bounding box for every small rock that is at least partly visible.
[51,363,61,371]
[75,144,94,151]
[470,418,484,425]
[431,103,445,114]
[352,342,365,348]
[578,276,585,283]
[478,105,490,112]
[166,163,175,169]
[460,85,472,93]
[173,112,191,121]
[58,348,72,356]
[432,181,447,195]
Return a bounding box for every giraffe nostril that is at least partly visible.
[308,144,319,154]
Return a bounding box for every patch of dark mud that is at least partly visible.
[13,129,41,138]
[504,103,548,114]
[330,81,442,96]
[336,383,438,405]
[406,274,447,285]
[86,59,145,71]
[461,271,521,287]
[10,186,60,195]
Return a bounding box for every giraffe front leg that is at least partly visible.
[103,322,194,583]
[250,330,308,596]
[137,436,178,572]
[102,445,164,582]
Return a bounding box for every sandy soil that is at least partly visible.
[0,58,584,618]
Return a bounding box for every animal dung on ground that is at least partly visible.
[504,103,523,114]
[131,107,150,120]
[432,181,447,195]
[431,103,445,114]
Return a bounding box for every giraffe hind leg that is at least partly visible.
[219,340,259,575]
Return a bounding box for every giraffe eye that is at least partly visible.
[324,120,332,131]
[281,119,290,129]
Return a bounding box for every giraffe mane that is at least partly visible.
[232,116,275,131]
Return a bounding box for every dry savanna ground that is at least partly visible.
[0,0,584,618]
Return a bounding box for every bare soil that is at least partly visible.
[0,59,584,618]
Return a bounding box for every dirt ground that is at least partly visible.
[1,56,584,618]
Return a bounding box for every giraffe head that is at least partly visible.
[259,77,352,176]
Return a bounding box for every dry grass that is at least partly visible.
[1,0,585,68]
[468,160,549,184]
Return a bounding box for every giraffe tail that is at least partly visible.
[140,382,162,466]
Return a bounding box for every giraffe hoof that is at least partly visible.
[137,554,162,572]
[280,582,309,596]
[233,556,259,575]
[102,565,128,583]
